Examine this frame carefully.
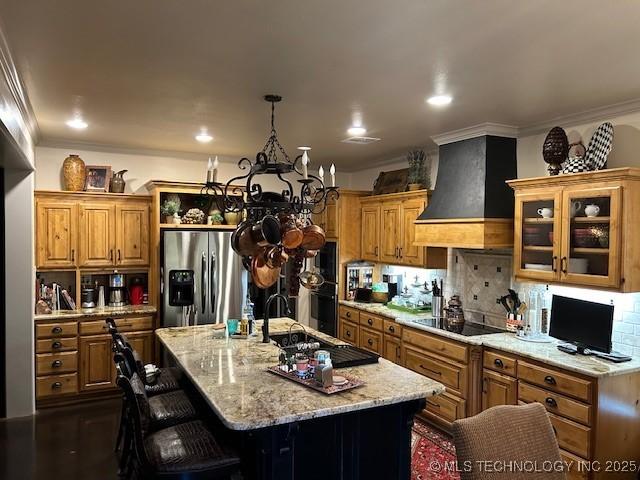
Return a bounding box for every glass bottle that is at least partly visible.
[540,285,551,335]
[527,290,541,337]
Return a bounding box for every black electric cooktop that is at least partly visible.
[410,318,505,336]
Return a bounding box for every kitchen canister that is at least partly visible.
[62,154,86,191]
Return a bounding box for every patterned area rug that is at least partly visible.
[411,418,460,480]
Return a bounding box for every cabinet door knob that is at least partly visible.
[494,358,504,368]
[367,338,373,346]
[52,341,62,349]
[346,312,351,318]
[346,331,351,337]
[545,397,557,408]
[52,326,63,334]
[52,382,63,390]
[51,360,63,368]
[388,326,395,333]
[544,375,556,385]
[367,318,373,326]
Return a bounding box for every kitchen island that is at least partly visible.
[156,318,445,480]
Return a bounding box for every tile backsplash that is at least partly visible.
[387,248,640,358]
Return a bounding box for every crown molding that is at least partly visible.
[518,98,640,137]
[431,123,518,146]
[37,137,240,162]
[0,24,39,142]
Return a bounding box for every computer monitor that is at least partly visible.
[549,295,614,354]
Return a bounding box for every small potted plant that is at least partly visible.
[161,199,180,224]
[407,149,429,191]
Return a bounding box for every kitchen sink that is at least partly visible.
[269,333,379,369]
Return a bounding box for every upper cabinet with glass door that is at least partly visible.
[508,168,640,292]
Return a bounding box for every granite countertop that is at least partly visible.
[156,318,445,431]
[34,304,157,321]
[340,300,640,377]
[477,333,640,378]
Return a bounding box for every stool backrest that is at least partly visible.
[116,369,154,471]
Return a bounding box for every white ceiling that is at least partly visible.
[1,0,640,170]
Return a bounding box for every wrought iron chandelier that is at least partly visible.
[201,95,338,221]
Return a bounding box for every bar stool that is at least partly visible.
[117,372,241,479]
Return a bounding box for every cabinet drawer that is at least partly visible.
[404,347,467,396]
[383,319,401,337]
[424,390,466,425]
[560,450,589,480]
[36,321,78,339]
[519,361,592,403]
[339,319,359,346]
[548,412,591,459]
[36,373,78,399]
[36,351,78,376]
[483,350,517,377]
[359,312,384,331]
[519,381,591,426]
[339,306,359,323]
[80,316,153,335]
[402,328,468,363]
[36,337,78,353]
[359,327,383,355]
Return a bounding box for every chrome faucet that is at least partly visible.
[263,293,291,343]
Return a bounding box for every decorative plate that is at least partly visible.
[584,122,613,170]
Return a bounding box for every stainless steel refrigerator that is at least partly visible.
[162,231,247,327]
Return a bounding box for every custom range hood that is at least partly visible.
[415,124,518,249]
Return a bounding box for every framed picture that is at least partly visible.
[85,165,112,192]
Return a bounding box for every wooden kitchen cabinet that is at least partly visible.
[78,203,116,267]
[508,168,640,292]
[116,202,150,266]
[482,369,517,410]
[36,200,78,268]
[125,330,154,365]
[79,334,114,391]
[35,191,151,271]
[360,191,447,268]
[380,202,401,263]
[383,334,402,364]
[361,204,380,261]
[313,198,338,239]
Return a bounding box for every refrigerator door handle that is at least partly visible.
[201,251,207,315]
[210,252,216,316]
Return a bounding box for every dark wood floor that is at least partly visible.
[0,398,121,480]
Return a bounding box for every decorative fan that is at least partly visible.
[584,122,613,171]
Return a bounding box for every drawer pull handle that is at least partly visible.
[545,397,557,408]
[51,360,63,368]
[419,364,442,376]
[367,339,373,346]
[426,400,440,408]
[346,312,351,318]
[52,382,62,390]
[494,358,504,368]
[544,375,556,386]
[52,326,63,334]
[346,331,351,337]
[52,341,62,349]
[367,318,373,326]
[388,326,395,333]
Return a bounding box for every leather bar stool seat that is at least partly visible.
[143,366,183,396]
[148,390,198,431]
[144,420,240,475]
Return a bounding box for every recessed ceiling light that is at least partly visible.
[347,126,367,136]
[426,94,453,106]
[66,117,88,130]
[297,146,312,151]
[195,129,213,143]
